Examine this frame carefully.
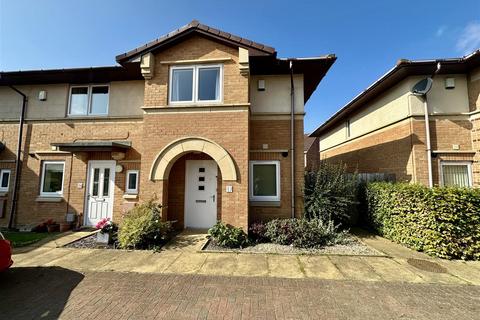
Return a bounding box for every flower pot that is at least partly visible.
[59,223,71,232]
[96,232,110,244]
[47,224,59,233]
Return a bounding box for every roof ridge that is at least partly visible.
[115,20,276,63]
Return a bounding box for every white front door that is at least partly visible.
[85,160,116,226]
[185,160,217,229]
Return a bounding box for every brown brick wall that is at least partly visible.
[320,116,478,187]
[305,137,320,171]
[0,120,143,227]
[249,119,304,222]
[144,35,248,107]
[468,74,480,186]
[321,120,415,182]
[140,110,249,230]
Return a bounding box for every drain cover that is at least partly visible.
[407,258,447,273]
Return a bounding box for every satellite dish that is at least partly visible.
[411,77,433,96]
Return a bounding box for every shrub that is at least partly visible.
[264,218,347,248]
[365,182,480,260]
[248,221,269,243]
[304,161,359,226]
[118,199,172,250]
[208,221,248,248]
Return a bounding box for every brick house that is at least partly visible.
[0,21,335,230]
[304,134,319,171]
[311,50,480,188]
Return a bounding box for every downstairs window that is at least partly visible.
[441,162,472,187]
[249,161,280,201]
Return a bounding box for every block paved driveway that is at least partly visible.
[1,267,479,320]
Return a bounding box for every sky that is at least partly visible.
[1,0,479,133]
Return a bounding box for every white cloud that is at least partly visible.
[456,21,480,55]
[436,26,446,37]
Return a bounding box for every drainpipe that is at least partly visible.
[424,62,442,188]
[7,86,27,229]
[423,96,433,188]
[289,61,295,219]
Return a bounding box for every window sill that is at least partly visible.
[249,201,281,207]
[123,194,138,200]
[36,196,63,203]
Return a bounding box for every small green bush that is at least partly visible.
[365,182,480,260]
[208,221,248,248]
[304,161,359,226]
[118,199,172,250]
[264,218,347,248]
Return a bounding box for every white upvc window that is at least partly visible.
[40,161,65,197]
[169,64,223,104]
[0,169,11,192]
[440,161,472,187]
[68,84,109,116]
[249,161,280,201]
[125,170,139,194]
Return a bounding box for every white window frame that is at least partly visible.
[40,161,65,197]
[0,169,11,192]
[169,64,223,105]
[249,160,281,202]
[68,84,110,116]
[125,170,139,194]
[439,161,473,187]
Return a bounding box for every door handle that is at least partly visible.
[211,195,215,202]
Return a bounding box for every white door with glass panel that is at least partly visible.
[185,160,217,229]
[85,161,115,226]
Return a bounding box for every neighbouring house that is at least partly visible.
[311,50,480,188]
[0,20,335,230]
[304,134,319,171]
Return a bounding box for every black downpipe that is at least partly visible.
[7,86,27,230]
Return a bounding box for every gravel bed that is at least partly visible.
[64,234,118,249]
[204,235,384,256]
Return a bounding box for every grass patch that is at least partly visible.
[2,231,60,247]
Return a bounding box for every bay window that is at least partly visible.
[169,65,222,104]
[249,161,280,201]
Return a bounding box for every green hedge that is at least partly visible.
[365,182,480,260]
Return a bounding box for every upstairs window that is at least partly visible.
[69,85,109,116]
[169,65,222,104]
[0,169,11,192]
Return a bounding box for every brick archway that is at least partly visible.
[149,137,237,181]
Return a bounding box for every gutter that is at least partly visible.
[289,60,295,219]
[7,86,27,229]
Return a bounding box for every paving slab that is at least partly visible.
[362,257,424,283]
[299,255,345,280]
[14,248,73,267]
[164,252,207,274]
[267,255,304,278]
[233,254,269,277]
[393,258,469,285]
[437,260,480,285]
[328,256,382,281]
[130,251,182,273]
[198,253,237,276]
[12,247,52,264]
